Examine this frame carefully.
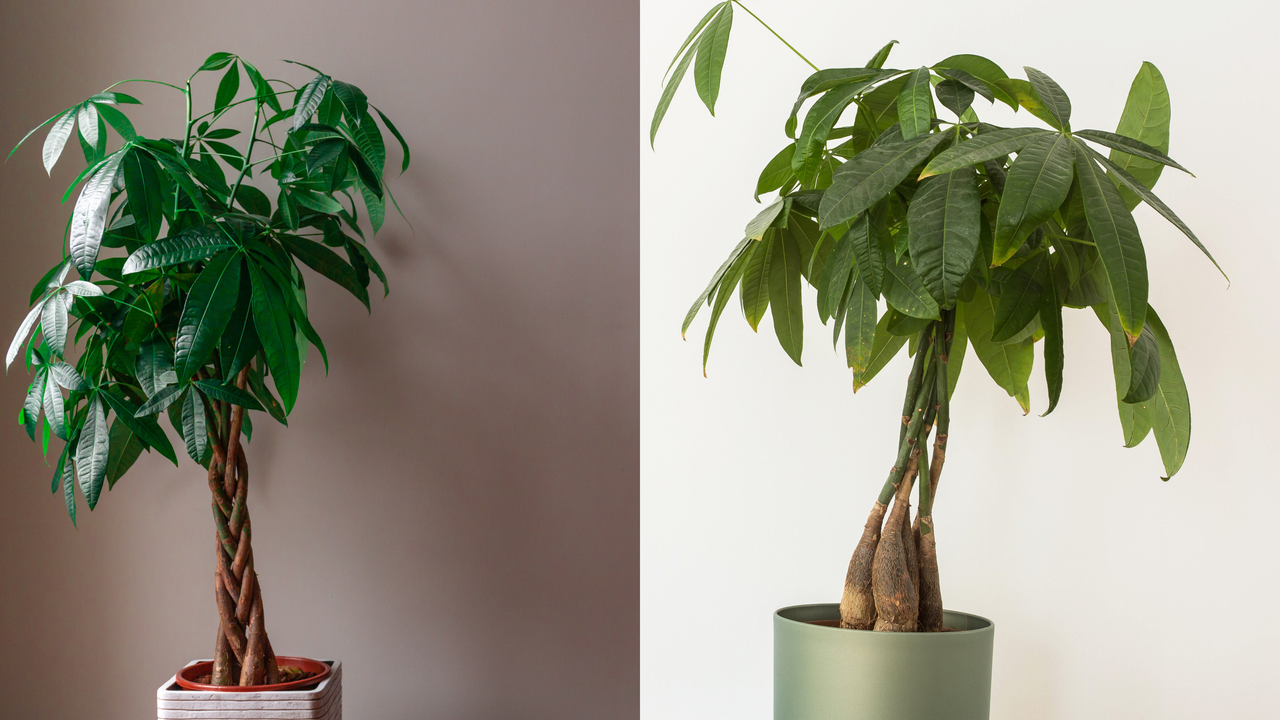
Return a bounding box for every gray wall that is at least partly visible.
[0,2,637,718]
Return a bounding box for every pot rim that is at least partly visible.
[173,656,332,692]
[775,603,994,636]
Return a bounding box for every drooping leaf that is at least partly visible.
[135,340,174,398]
[1146,309,1190,479]
[845,275,877,372]
[934,79,974,117]
[1074,129,1189,176]
[934,67,995,103]
[992,133,1073,265]
[683,238,751,338]
[76,103,100,148]
[946,300,969,399]
[41,292,69,357]
[650,33,698,148]
[744,197,786,240]
[121,148,165,243]
[846,211,885,298]
[818,228,857,320]
[768,230,804,365]
[105,419,145,488]
[896,67,934,140]
[785,68,889,138]
[1073,140,1147,342]
[135,383,183,417]
[23,370,45,440]
[100,390,178,466]
[965,286,1033,410]
[215,61,241,114]
[991,252,1049,341]
[181,388,208,464]
[908,168,980,308]
[1096,303,1152,446]
[1039,269,1064,416]
[883,255,940,319]
[701,244,751,374]
[293,74,332,132]
[48,361,87,392]
[331,80,369,126]
[7,299,47,370]
[819,132,948,230]
[61,444,77,526]
[70,151,125,279]
[193,379,264,412]
[793,77,884,182]
[373,107,410,174]
[933,54,1015,109]
[920,127,1047,179]
[43,376,66,440]
[854,309,907,391]
[755,144,795,201]
[740,236,774,331]
[174,251,243,382]
[246,259,300,412]
[76,396,110,510]
[96,102,137,142]
[281,235,370,310]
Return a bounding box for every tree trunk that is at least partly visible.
[871,453,920,632]
[839,501,885,629]
[206,367,279,686]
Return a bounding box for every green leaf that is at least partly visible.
[48,361,87,392]
[331,81,369,126]
[218,271,258,380]
[293,74,331,132]
[7,300,46,370]
[946,300,969,399]
[41,293,69,357]
[663,3,726,84]
[866,40,898,69]
[965,286,1033,410]
[352,112,387,175]
[1121,323,1161,404]
[1146,308,1190,479]
[100,389,178,466]
[768,230,804,365]
[992,133,1073,265]
[181,388,208,464]
[1073,140,1147,342]
[1096,304,1152,446]
[194,379,264,411]
[123,225,236,275]
[105,418,145,488]
[651,38,698,147]
[740,237,773,331]
[991,252,1049,342]
[934,67,996,104]
[933,54,1014,109]
[281,235,370,311]
[1108,62,1171,209]
[756,145,796,202]
[793,79,882,183]
[42,110,77,175]
[896,67,934,140]
[854,309,907,391]
[43,370,66,440]
[215,61,240,114]
[70,151,125,279]
[1074,129,1189,176]
[247,260,300,412]
[76,396,110,509]
[701,244,751,374]
[934,79,974,117]
[845,275,877,372]
[373,107,410,174]
[846,211,885,298]
[785,68,889,138]
[135,340,173,398]
[174,251,243,382]
[908,168,980,308]
[76,103,99,148]
[818,228,857,320]
[23,370,45,440]
[241,60,282,113]
[693,2,733,115]
[61,443,77,526]
[683,238,751,337]
[991,78,1064,130]
[121,148,164,243]
[744,197,786,240]
[920,128,1047,178]
[1039,271,1064,415]
[199,52,235,71]
[1086,149,1223,281]
[883,255,940,319]
[135,383,182,417]
[1022,67,1071,130]
[820,132,947,230]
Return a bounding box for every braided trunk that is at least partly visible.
[206,366,279,686]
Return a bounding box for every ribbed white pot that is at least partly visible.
[157,660,342,720]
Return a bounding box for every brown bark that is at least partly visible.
[208,366,275,686]
[839,501,886,630]
[871,453,920,632]
[917,516,944,631]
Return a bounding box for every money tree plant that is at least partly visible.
[6,53,410,684]
[655,3,1218,632]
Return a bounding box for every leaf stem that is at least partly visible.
[104,78,185,93]
[730,1,818,71]
[228,102,262,204]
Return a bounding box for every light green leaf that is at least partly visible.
[48,361,86,392]
[1108,62,1171,208]
[992,133,1073,264]
[756,144,796,201]
[7,300,46,369]
[744,197,786,240]
[662,3,726,85]
[1146,308,1190,479]
[907,168,981,308]
[1023,67,1070,130]
[702,244,751,374]
[1096,303,1152,446]
[693,2,733,115]
[896,67,934,140]
[965,286,1033,407]
[740,236,773,330]
[866,40,898,69]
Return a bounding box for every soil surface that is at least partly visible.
[193,666,319,686]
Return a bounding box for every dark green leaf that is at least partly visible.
[845,275,877,372]
[818,228,857,320]
[105,418,144,488]
[933,54,1015,109]
[199,52,235,71]
[965,286,1033,412]
[651,41,697,148]
[1023,67,1071,130]
[181,388,207,464]
[854,309,907,391]
[934,79,974,117]
[883,255,940,319]
[194,379,264,411]
[246,260,300,412]
[135,340,174,398]
[61,443,77,526]
[921,128,1048,179]
[908,168,980,308]
[135,383,182,417]
[991,252,1048,342]
[693,2,733,115]
[992,133,1073,264]
[123,225,236,275]
[819,132,947,230]
[214,62,240,114]
[76,396,109,509]
[1073,140,1147,342]
[1075,129,1189,177]
[701,244,751,374]
[1146,309,1190,479]
[241,60,283,113]
[373,107,410,174]
[332,80,369,126]
[896,67,934,140]
[934,67,995,103]
[768,230,803,365]
[122,149,164,243]
[174,251,243,381]
[740,237,773,331]
[100,389,178,466]
[1108,62,1170,209]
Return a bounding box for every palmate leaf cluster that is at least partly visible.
[673,36,1216,481]
[7,53,410,524]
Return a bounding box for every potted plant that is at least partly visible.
[6,52,409,717]
[651,4,1217,719]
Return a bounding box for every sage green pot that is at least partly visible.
[774,604,994,720]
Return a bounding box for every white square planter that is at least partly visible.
[157,660,341,719]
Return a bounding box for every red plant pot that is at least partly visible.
[174,656,331,692]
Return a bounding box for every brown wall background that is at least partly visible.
[0,2,637,718]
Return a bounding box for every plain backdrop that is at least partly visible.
[0,2,637,719]
[641,1,1278,718]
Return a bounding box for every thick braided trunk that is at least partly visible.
[207,367,279,686]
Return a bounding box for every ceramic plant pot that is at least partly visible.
[157,658,342,719]
[774,604,993,720]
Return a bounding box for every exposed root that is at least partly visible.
[917,515,944,632]
[871,456,920,632]
[840,501,886,629]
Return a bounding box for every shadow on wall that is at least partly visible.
[0,1,638,719]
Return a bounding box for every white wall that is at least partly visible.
[641,1,1278,718]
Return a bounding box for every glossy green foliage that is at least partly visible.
[7,55,409,523]
[658,10,1211,479]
